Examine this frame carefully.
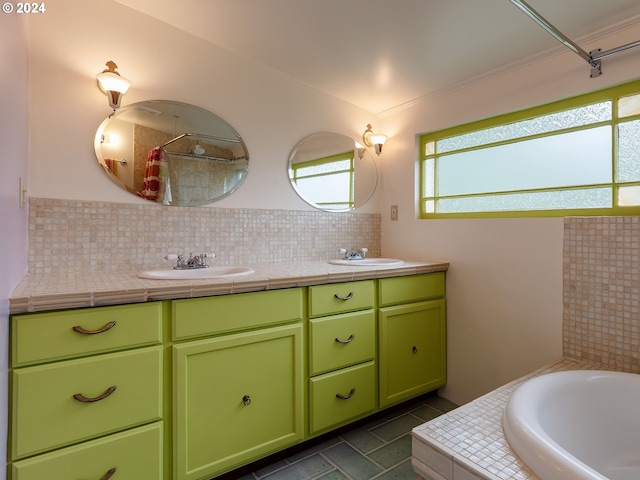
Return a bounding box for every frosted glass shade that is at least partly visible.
[96,72,131,94]
[369,133,387,146]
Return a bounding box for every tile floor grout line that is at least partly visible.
[245,396,457,479]
[315,451,353,480]
[369,458,414,480]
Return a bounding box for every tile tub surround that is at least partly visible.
[9,260,449,314]
[27,197,381,275]
[563,216,640,373]
[411,358,603,480]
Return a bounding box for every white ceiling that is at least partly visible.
[114,0,640,115]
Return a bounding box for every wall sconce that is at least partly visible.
[96,61,132,111]
[363,124,387,156]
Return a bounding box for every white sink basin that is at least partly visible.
[329,258,404,267]
[138,266,254,279]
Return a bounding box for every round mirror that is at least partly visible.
[288,132,377,212]
[94,100,249,206]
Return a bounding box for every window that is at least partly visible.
[420,80,640,218]
[290,151,355,210]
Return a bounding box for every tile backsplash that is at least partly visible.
[28,197,380,274]
[563,216,640,372]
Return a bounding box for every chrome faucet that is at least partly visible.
[340,247,368,260]
[164,252,215,270]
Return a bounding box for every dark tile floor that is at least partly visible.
[235,395,458,480]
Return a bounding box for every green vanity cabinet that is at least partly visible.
[9,302,164,480]
[378,274,447,408]
[8,271,447,479]
[171,289,305,480]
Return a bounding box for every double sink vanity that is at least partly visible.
[8,259,448,480]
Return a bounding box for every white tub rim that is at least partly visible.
[502,369,639,480]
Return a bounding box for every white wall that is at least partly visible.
[27,0,379,213]
[378,21,640,404]
[0,13,30,480]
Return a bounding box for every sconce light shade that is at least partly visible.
[363,124,387,156]
[96,61,132,110]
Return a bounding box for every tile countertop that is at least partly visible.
[9,260,449,314]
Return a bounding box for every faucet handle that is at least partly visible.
[164,254,179,261]
[199,253,215,267]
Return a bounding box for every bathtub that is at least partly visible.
[502,370,640,480]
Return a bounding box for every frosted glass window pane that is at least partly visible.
[617,121,640,182]
[294,172,351,204]
[424,159,435,197]
[618,185,640,206]
[438,188,611,213]
[425,141,435,156]
[425,200,435,213]
[295,159,351,177]
[619,94,640,118]
[437,102,611,153]
[438,126,611,196]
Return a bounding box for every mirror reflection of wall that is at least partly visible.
[99,118,134,190]
[95,100,250,206]
[288,132,377,212]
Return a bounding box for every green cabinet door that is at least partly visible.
[379,299,446,408]
[173,323,304,480]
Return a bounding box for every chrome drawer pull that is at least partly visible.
[335,334,355,344]
[73,385,117,403]
[334,292,354,301]
[242,394,251,406]
[336,388,356,400]
[72,321,117,335]
[101,467,117,480]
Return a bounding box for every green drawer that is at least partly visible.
[309,310,375,376]
[308,280,374,318]
[11,423,163,480]
[11,302,163,367]
[309,361,376,434]
[378,273,445,307]
[11,346,163,460]
[172,288,304,340]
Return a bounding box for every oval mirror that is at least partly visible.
[288,132,377,212]
[94,100,249,206]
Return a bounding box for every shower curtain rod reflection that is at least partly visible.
[159,132,241,148]
[165,151,248,163]
[509,0,640,77]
